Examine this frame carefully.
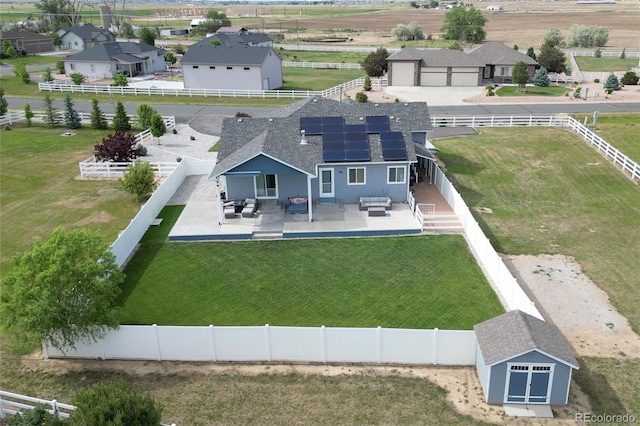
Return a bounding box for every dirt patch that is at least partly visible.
[506,254,640,359]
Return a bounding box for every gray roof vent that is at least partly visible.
[268,118,273,122]
[375,103,379,107]
[300,129,307,145]
[237,118,243,123]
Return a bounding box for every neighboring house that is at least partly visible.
[210,97,433,222]
[474,310,579,409]
[181,33,281,90]
[56,24,115,51]
[0,30,54,54]
[387,42,538,87]
[468,41,538,84]
[63,42,165,78]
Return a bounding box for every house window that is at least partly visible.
[500,66,510,76]
[227,66,233,70]
[193,65,199,69]
[387,166,406,184]
[209,66,215,69]
[244,67,250,71]
[348,167,366,185]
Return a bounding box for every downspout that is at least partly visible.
[215,177,223,225]
[307,175,313,222]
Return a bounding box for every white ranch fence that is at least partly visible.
[0,110,174,130]
[569,50,640,58]
[44,325,477,365]
[429,115,640,181]
[283,61,361,69]
[567,53,584,83]
[275,44,401,54]
[38,77,387,99]
[0,390,75,421]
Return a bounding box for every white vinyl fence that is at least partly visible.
[429,115,640,181]
[0,110,174,130]
[283,61,361,69]
[38,77,387,99]
[43,325,477,365]
[0,390,75,421]
[569,50,640,58]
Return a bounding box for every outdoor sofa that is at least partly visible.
[242,198,258,217]
[358,196,392,211]
[288,197,308,213]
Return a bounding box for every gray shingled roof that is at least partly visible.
[468,41,538,66]
[201,33,272,47]
[388,46,485,68]
[181,43,274,65]
[0,30,53,42]
[211,97,432,178]
[474,310,579,369]
[64,42,162,62]
[58,24,114,41]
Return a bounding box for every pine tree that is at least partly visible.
[42,93,61,127]
[63,94,82,129]
[43,67,54,82]
[533,66,550,87]
[24,103,34,126]
[526,47,537,61]
[90,99,108,130]
[363,75,372,92]
[603,73,620,91]
[112,102,131,132]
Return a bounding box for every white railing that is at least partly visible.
[0,390,75,420]
[43,324,477,365]
[276,44,401,53]
[38,77,387,99]
[579,71,628,83]
[569,50,640,58]
[0,110,175,130]
[429,114,640,181]
[282,61,362,69]
[567,53,584,83]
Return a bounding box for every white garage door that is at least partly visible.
[420,67,447,86]
[390,62,415,86]
[450,67,479,86]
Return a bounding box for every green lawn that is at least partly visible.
[281,68,364,91]
[495,85,570,97]
[574,56,638,72]
[0,55,62,66]
[572,112,640,163]
[0,125,140,276]
[277,49,368,64]
[120,215,503,329]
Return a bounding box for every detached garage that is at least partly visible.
[474,310,579,416]
[388,47,484,87]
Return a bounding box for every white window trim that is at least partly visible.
[504,362,555,405]
[319,168,334,197]
[347,167,366,185]
[387,166,406,184]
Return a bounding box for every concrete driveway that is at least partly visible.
[384,86,484,106]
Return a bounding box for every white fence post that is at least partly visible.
[209,324,217,361]
[320,325,326,363]
[377,326,382,364]
[432,328,439,365]
[265,324,272,362]
[153,324,162,361]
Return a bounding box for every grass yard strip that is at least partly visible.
[573,56,637,72]
[433,127,640,334]
[495,85,570,97]
[0,125,140,276]
[571,112,640,163]
[1,56,61,66]
[120,235,503,329]
[277,49,368,64]
[281,68,364,91]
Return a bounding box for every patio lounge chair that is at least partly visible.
[224,201,236,219]
[242,198,258,218]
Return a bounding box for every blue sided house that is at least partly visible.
[210,97,433,222]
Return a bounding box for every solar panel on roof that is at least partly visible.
[380,131,403,140]
[302,124,323,135]
[344,124,366,133]
[323,141,345,151]
[322,117,344,125]
[344,132,368,142]
[323,124,344,134]
[300,117,321,126]
[323,150,346,162]
[344,150,370,161]
[382,148,407,161]
[323,133,344,143]
[366,122,390,133]
[346,140,369,151]
[366,115,388,123]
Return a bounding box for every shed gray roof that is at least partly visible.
[468,41,538,66]
[388,46,485,68]
[181,43,275,66]
[64,42,162,62]
[474,310,579,369]
[211,97,432,178]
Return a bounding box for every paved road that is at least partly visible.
[6,96,640,135]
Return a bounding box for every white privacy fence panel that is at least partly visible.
[430,115,640,181]
[44,325,478,365]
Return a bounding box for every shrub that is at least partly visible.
[355,92,368,103]
[69,72,85,85]
[485,85,495,96]
[0,87,8,116]
[136,104,157,129]
[603,73,621,91]
[136,143,148,156]
[173,43,185,55]
[13,63,30,83]
[94,131,138,162]
[120,161,157,203]
[112,73,128,87]
[621,71,639,85]
[566,24,609,48]
[172,128,177,134]
[42,67,54,83]
[594,78,600,83]
[56,59,65,74]
[7,403,64,426]
[363,75,372,92]
[573,86,582,98]
[361,47,389,77]
[533,66,550,87]
[594,48,602,58]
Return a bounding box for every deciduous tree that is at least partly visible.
[0,227,123,352]
[361,47,389,77]
[120,160,157,202]
[164,51,177,65]
[94,131,138,162]
[119,21,135,39]
[111,72,128,87]
[136,104,157,129]
[0,87,8,116]
[543,27,564,48]
[566,24,608,48]
[35,0,85,31]
[138,27,155,46]
[150,113,166,144]
[13,63,30,83]
[440,6,487,43]
[512,61,530,92]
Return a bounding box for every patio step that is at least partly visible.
[422,215,464,232]
[252,231,283,240]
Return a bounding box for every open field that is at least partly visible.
[0,125,140,276]
[121,210,503,329]
[434,127,640,418]
[574,56,639,72]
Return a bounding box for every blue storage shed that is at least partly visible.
[474,310,579,409]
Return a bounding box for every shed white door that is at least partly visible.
[390,62,415,86]
[505,364,554,404]
[450,68,479,86]
[420,67,447,86]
